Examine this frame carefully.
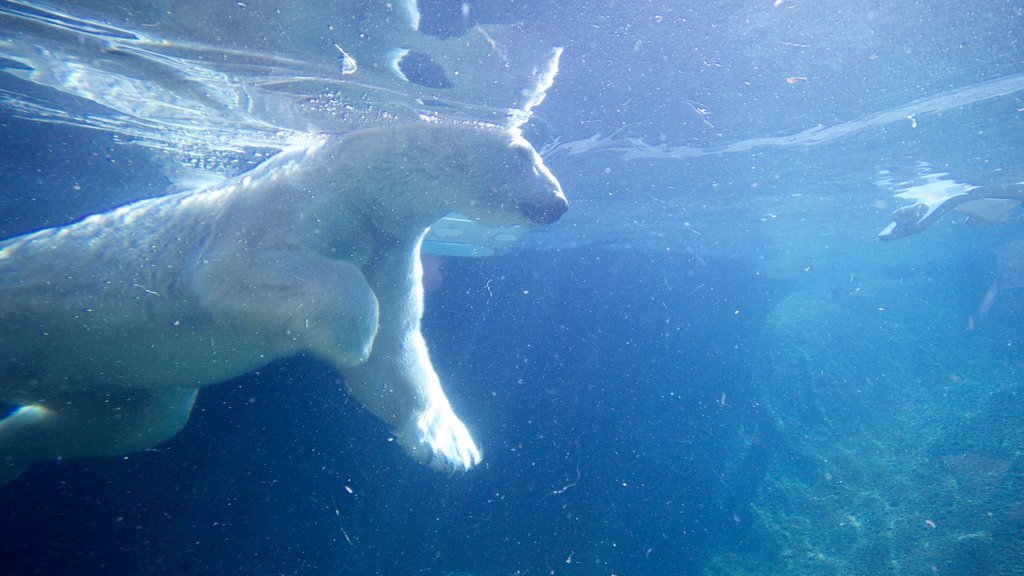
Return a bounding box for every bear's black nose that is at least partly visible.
[519,196,568,225]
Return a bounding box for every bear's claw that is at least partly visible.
[398,401,482,472]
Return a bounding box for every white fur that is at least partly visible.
[0,122,566,483]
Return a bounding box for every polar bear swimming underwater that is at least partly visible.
[0,121,567,484]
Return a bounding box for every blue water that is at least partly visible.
[2,1,1023,575]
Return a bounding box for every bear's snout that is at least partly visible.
[519,194,568,225]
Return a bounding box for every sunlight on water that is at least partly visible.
[543,72,1024,162]
[0,0,561,175]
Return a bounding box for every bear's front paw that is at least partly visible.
[397,401,482,472]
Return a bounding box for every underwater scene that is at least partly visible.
[1,1,1022,575]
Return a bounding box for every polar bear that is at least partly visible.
[0,121,567,484]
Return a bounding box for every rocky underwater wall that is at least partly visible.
[710,265,1024,576]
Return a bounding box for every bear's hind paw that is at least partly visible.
[398,402,482,473]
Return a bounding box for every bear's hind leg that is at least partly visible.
[0,387,197,485]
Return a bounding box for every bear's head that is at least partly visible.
[335,122,567,232]
[434,122,568,228]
